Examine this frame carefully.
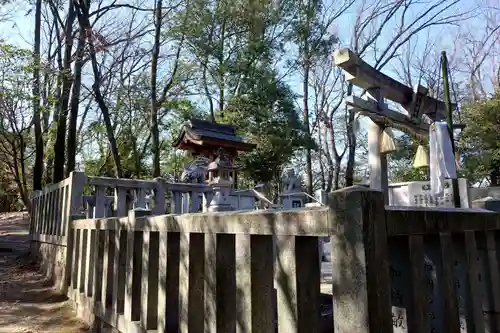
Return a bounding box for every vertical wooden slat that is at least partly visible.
[101,230,110,309]
[217,234,236,332]
[56,188,63,236]
[45,192,52,235]
[41,194,48,234]
[183,233,205,333]
[235,233,252,333]
[57,185,68,236]
[93,227,105,304]
[50,190,58,235]
[78,229,87,293]
[158,231,168,332]
[205,233,217,333]
[124,230,135,322]
[141,231,150,328]
[407,235,429,333]
[295,236,321,332]
[486,231,500,332]
[275,234,297,333]
[140,231,160,329]
[464,231,486,333]
[112,225,121,314]
[71,229,81,292]
[439,232,461,333]
[85,229,96,297]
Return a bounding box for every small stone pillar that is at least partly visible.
[206,148,240,212]
[279,168,306,208]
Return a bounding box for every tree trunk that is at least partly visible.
[74,0,123,178]
[32,0,44,191]
[303,57,313,195]
[345,83,356,186]
[52,1,76,182]
[150,0,162,178]
[66,27,86,177]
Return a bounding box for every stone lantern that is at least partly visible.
[206,147,241,212]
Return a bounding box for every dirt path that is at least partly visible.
[0,213,89,333]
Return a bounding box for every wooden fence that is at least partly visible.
[30,179,500,332]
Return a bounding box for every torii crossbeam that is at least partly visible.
[333,48,463,202]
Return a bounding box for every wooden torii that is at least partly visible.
[333,48,462,203]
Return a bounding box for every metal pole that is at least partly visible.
[441,51,461,208]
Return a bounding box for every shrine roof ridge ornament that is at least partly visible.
[172,118,256,152]
[333,48,456,122]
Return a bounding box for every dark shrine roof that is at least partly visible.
[172,118,256,151]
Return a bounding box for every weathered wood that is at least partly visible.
[485,231,500,332]
[124,230,135,322]
[386,207,500,236]
[464,231,486,333]
[407,235,429,333]
[439,232,461,333]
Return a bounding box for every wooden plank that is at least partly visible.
[464,231,486,333]
[93,228,105,304]
[71,229,81,292]
[112,227,121,314]
[485,231,500,332]
[158,231,168,332]
[78,229,87,293]
[85,229,95,297]
[124,230,135,322]
[439,233,461,333]
[407,235,429,333]
[101,230,111,311]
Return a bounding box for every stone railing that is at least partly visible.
[31,176,500,332]
[69,206,329,332]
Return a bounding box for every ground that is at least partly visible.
[0,212,89,333]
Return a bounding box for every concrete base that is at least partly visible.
[29,241,68,293]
